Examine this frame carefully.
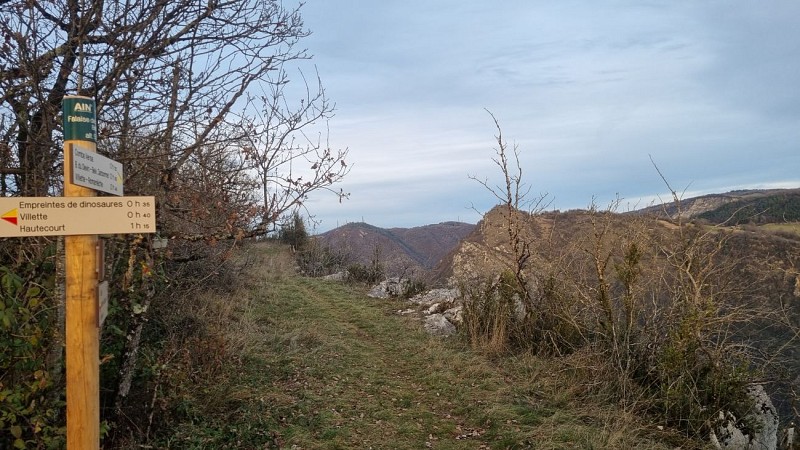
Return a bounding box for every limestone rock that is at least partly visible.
[443,305,463,325]
[367,277,411,299]
[368,284,461,336]
[322,271,347,281]
[409,288,460,306]
[426,303,446,315]
[711,411,749,449]
[746,384,778,450]
[424,314,456,336]
[710,384,779,450]
[780,425,795,450]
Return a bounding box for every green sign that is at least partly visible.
[62,96,96,142]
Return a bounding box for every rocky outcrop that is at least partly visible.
[409,288,459,307]
[367,277,412,299]
[746,384,780,450]
[711,410,749,449]
[411,288,461,335]
[781,425,795,450]
[424,314,456,336]
[367,280,461,336]
[442,305,463,326]
[322,271,347,281]
[710,384,780,450]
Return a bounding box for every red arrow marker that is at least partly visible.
[1,208,18,225]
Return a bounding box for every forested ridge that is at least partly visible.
[697,192,800,224]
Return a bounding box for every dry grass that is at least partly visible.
[134,241,705,449]
[760,222,800,236]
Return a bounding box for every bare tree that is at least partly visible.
[0,2,352,445]
[1,1,301,197]
[237,66,350,232]
[468,110,548,302]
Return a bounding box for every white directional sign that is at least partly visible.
[0,197,155,237]
[71,144,124,196]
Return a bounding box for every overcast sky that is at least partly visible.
[291,1,800,232]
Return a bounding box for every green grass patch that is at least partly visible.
[760,222,800,236]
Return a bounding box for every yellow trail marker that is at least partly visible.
[1,208,17,225]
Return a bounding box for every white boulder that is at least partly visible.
[424,314,457,336]
[710,384,779,450]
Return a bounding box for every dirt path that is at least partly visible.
[250,276,507,449]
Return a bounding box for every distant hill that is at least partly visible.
[696,191,800,225]
[437,189,800,286]
[633,188,800,223]
[317,221,475,276]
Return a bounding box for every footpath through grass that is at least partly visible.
[159,243,698,449]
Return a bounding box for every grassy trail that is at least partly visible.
[162,244,693,449]
[251,276,513,449]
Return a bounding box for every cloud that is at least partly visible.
[292,1,800,232]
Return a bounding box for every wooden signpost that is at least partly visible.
[61,95,101,450]
[0,96,157,448]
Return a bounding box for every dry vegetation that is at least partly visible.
[124,241,704,449]
[458,116,800,441]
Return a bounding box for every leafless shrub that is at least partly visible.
[463,116,797,437]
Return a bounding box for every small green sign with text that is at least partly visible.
[63,96,96,142]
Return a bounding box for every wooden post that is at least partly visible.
[63,95,100,449]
